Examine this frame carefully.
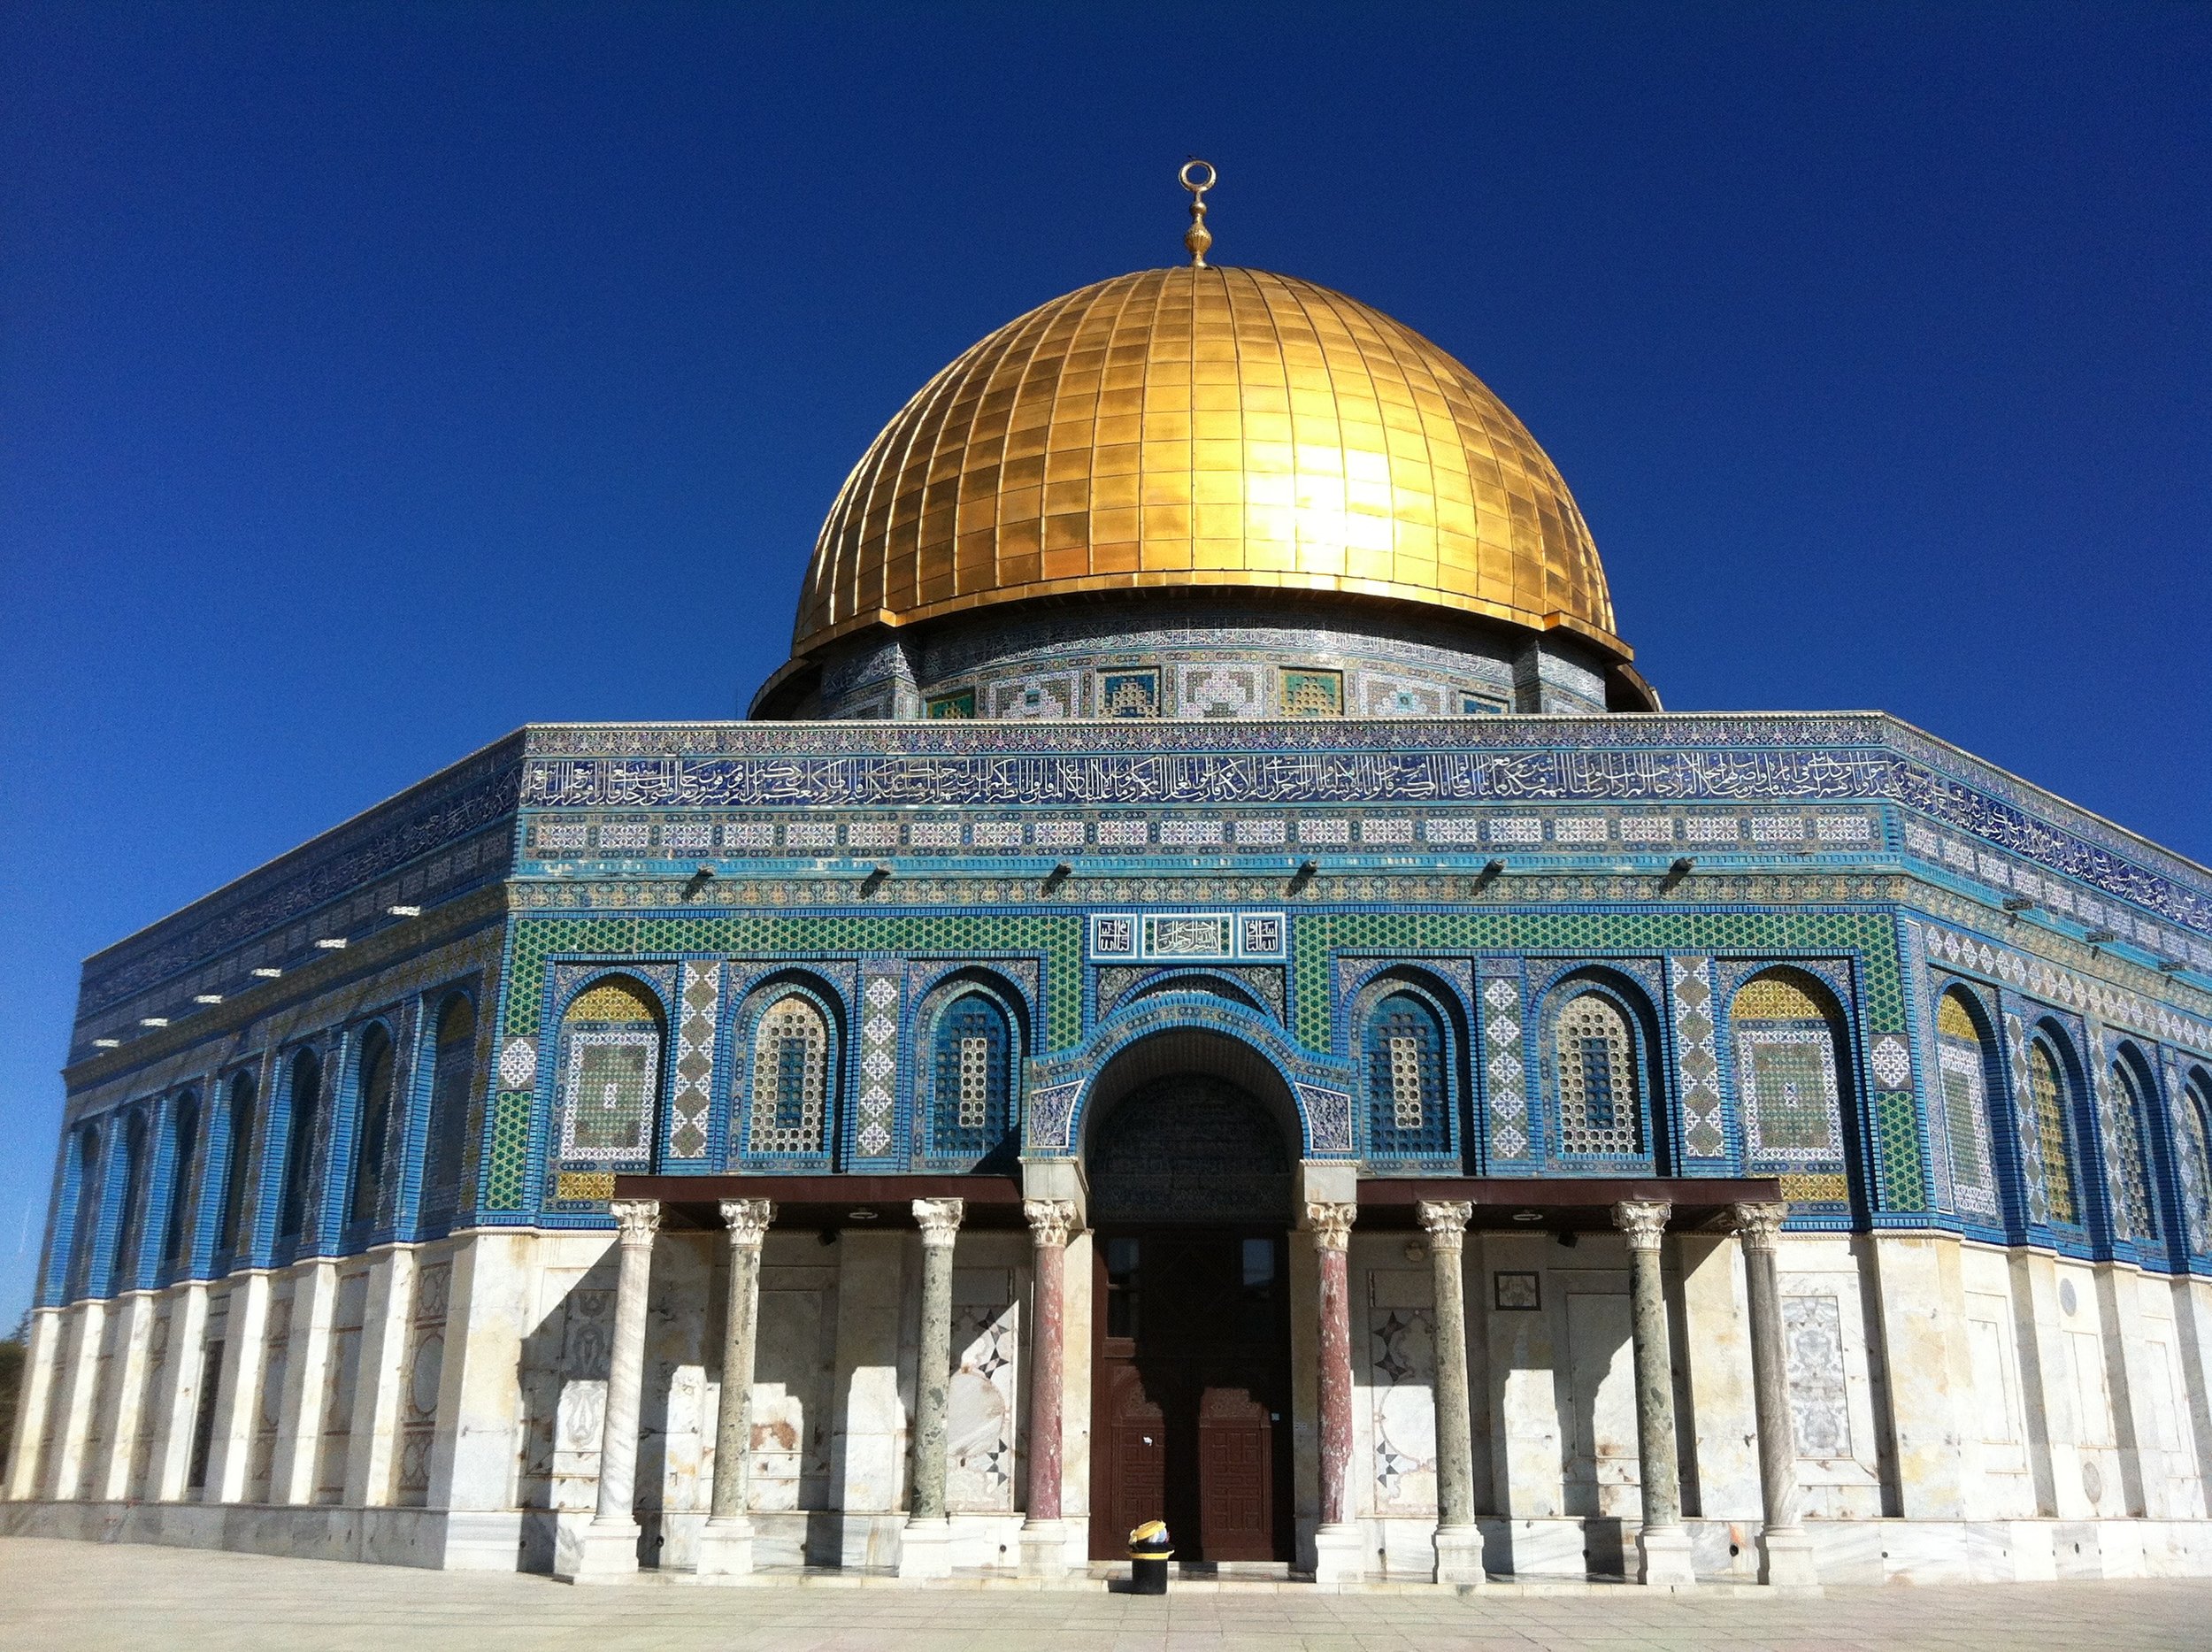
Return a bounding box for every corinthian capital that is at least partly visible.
[1415,1199,1473,1253]
[913,1197,965,1247]
[610,1198,663,1243]
[1305,1200,1357,1251]
[1610,1198,1671,1250]
[720,1198,775,1248]
[1730,1200,1788,1252]
[1023,1198,1078,1249]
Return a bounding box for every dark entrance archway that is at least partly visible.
[1082,1029,1299,1565]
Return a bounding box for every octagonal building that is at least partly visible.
[9,219,2212,1591]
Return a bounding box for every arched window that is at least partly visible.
[215,1072,257,1259]
[2025,1040,2079,1226]
[1555,992,1640,1156]
[1731,973,1846,1176]
[349,1025,396,1228]
[159,1092,201,1273]
[2175,1071,2212,1256]
[2105,1057,2161,1245]
[65,1122,104,1301]
[555,980,657,1170]
[276,1048,323,1245]
[928,992,1014,1162]
[1934,993,2001,1221]
[1365,991,1451,1160]
[110,1109,151,1291]
[747,992,831,1157]
[423,995,481,1221]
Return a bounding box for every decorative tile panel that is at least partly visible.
[1669,957,1727,1160]
[1480,973,1531,1163]
[855,963,902,1162]
[666,960,719,1160]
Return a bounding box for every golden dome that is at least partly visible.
[793,265,1628,661]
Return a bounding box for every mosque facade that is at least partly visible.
[10,189,2212,1590]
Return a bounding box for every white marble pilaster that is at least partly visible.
[343,1245,413,1506]
[147,1280,211,1502]
[3,1307,64,1500]
[204,1271,273,1504]
[431,1231,536,1539]
[93,1290,157,1501]
[272,1258,340,1504]
[48,1299,106,1501]
[1870,1234,1972,1518]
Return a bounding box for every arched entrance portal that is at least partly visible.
[1082,1029,1299,1565]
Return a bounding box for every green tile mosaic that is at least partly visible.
[485,1089,534,1211]
[1875,1088,1926,1210]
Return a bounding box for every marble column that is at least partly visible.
[1308,1198,1363,1584]
[1613,1199,1694,1587]
[698,1198,773,1580]
[1417,1199,1483,1585]
[898,1196,963,1579]
[147,1281,211,1502]
[1732,1201,1816,1588]
[558,1196,660,1584]
[1019,1198,1076,1579]
[49,1299,107,1501]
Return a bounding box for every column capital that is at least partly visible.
[720,1199,774,1247]
[1305,1200,1357,1251]
[1022,1198,1078,1249]
[1731,1200,1789,1252]
[1610,1198,1671,1251]
[1415,1199,1473,1252]
[913,1197,965,1247]
[610,1198,662,1243]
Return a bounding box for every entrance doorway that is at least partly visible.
[1085,1056,1297,1564]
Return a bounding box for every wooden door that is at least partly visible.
[1091,1229,1291,1563]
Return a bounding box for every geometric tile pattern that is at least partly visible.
[2004,1010,2050,1227]
[1668,956,1726,1159]
[1480,974,1529,1162]
[856,963,902,1162]
[666,960,719,1160]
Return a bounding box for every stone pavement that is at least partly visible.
[5,1536,2210,1652]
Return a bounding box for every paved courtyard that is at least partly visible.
[6,1538,2212,1652]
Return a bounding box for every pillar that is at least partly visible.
[1307,1198,1363,1584]
[273,1257,340,1505]
[342,1245,413,1507]
[49,1299,107,1500]
[1417,1199,1483,1585]
[1613,1199,1694,1587]
[147,1281,210,1502]
[898,1196,963,1579]
[3,1307,64,1500]
[557,1197,659,1583]
[1732,1202,1816,1588]
[1019,1198,1075,1579]
[204,1270,273,1504]
[698,1198,773,1579]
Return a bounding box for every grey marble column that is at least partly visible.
[898,1196,964,1579]
[1417,1199,1484,1586]
[1612,1199,1694,1587]
[558,1196,660,1583]
[1732,1200,1817,1587]
[698,1198,773,1579]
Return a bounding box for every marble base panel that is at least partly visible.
[0,1500,522,1571]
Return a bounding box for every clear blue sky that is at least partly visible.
[2,4,2206,1325]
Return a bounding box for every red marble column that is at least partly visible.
[1023,1199,1074,1522]
[1310,1201,1357,1529]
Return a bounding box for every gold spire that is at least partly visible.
[1179,159,1216,267]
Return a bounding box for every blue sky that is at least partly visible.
[2,4,2207,1324]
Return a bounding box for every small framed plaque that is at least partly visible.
[1494,1271,1540,1312]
